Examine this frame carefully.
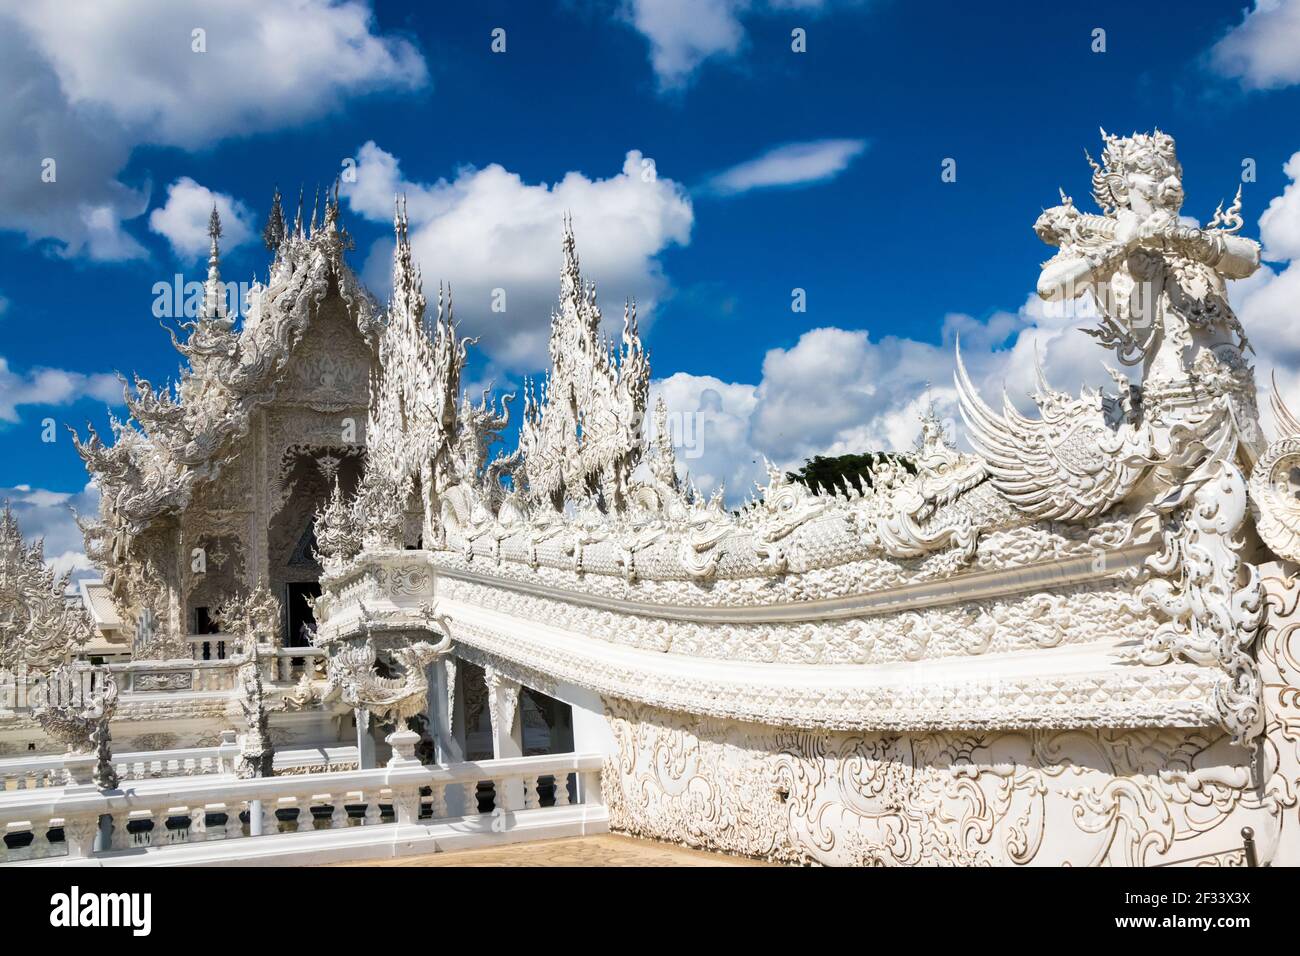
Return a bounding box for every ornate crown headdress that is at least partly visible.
[1084,128,1181,215]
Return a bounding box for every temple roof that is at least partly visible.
[75,185,381,544]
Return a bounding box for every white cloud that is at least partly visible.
[0,23,149,261]
[0,357,122,424]
[0,0,426,259]
[621,0,834,90]
[149,178,257,260]
[622,0,749,90]
[1229,150,1300,435]
[1259,151,1300,262]
[655,153,1300,503]
[700,139,868,195]
[652,292,1111,502]
[1209,0,1300,90]
[2,0,426,149]
[652,373,762,494]
[1,482,100,581]
[342,142,694,369]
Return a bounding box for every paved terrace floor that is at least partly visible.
[330,833,773,867]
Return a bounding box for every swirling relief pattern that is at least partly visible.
[603,565,1300,867]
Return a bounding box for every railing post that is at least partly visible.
[223,804,243,840]
[1242,826,1259,867]
[578,767,604,807]
[261,800,278,836]
[552,772,571,807]
[149,809,168,846]
[330,795,349,829]
[386,729,421,767]
[429,782,447,820]
[216,730,241,775]
[63,815,99,859]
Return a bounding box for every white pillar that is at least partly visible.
[355,707,377,770]
[563,683,616,756]
[426,658,464,764]
[485,668,523,811]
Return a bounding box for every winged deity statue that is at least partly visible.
[957,129,1263,523]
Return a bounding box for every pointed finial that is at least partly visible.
[263,185,286,253]
[393,193,409,248]
[203,206,226,321]
[325,176,340,228]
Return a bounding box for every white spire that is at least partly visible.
[202,205,225,320]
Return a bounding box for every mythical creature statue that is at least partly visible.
[1039,131,1260,424]
[30,664,119,789]
[873,407,987,557]
[959,129,1262,523]
[320,633,450,725]
[452,388,520,513]
[954,130,1270,744]
[957,347,1158,521]
[215,585,283,776]
[235,645,274,778]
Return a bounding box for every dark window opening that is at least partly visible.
[194,606,220,634]
[286,582,322,648]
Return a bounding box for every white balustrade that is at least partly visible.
[0,751,606,866]
[0,738,361,792]
[265,646,328,684]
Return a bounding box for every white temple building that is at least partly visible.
[2,130,1299,866]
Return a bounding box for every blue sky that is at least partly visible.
[3,0,1300,572]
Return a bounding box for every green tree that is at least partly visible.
[786,452,915,495]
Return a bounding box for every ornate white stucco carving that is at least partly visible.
[517,217,650,513]
[0,502,92,672]
[234,647,273,779]
[15,126,1295,865]
[1137,439,1263,744]
[483,665,521,739]
[319,634,450,724]
[1250,379,1300,564]
[600,695,1291,866]
[71,184,377,655]
[30,664,119,789]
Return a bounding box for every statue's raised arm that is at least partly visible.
[1030,130,1262,449]
[1035,130,1260,304]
